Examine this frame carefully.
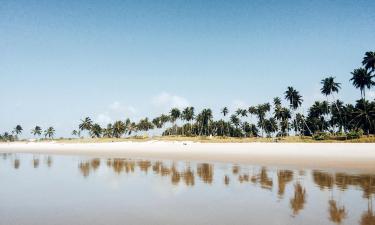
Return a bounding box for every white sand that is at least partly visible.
[1,141,375,171]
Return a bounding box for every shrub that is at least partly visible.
[346,129,364,139]
[312,132,330,141]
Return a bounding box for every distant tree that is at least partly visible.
[350,68,375,101]
[44,127,55,139]
[362,51,375,73]
[13,125,23,138]
[31,126,42,138]
[90,123,102,138]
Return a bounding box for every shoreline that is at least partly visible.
[1,141,375,171]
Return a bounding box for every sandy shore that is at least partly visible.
[1,141,375,171]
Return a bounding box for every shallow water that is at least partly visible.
[0,153,374,225]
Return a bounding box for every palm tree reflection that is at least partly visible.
[278,170,293,198]
[328,200,347,224]
[290,182,307,216]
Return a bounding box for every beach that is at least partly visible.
[1,141,374,171]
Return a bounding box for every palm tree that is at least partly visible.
[113,120,125,138]
[182,107,195,136]
[196,109,213,136]
[230,114,240,129]
[31,126,42,138]
[13,125,23,139]
[44,127,55,139]
[79,117,93,136]
[321,77,342,131]
[362,51,375,73]
[170,108,181,135]
[71,129,80,138]
[350,68,375,101]
[102,123,113,138]
[273,97,282,107]
[285,87,303,110]
[221,107,229,117]
[285,87,303,135]
[137,117,154,136]
[90,123,102,138]
[321,77,341,97]
[221,107,230,136]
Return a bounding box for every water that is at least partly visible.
[0,153,374,225]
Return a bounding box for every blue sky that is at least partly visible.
[1,0,374,137]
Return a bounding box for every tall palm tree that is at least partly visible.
[31,126,42,138]
[285,87,303,110]
[182,107,195,136]
[221,107,229,117]
[170,108,181,135]
[350,68,375,101]
[285,87,303,135]
[113,120,126,138]
[362,51,375,73]
[79,117,93,136]
[71,130,80,138]
[273,97,282,108]
[44,127,55,139]
[321,77,341,97]
[90,123,102,138]
[321,77,342,131]
[13,125,23,138]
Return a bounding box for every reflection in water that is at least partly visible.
[14,159,20,169]
[3,154,375,225]
[33,157,39,168]
[329,199,347,224]
[278,170,294,198]
[45,156,52,167]
[290,182,307,215]
[360,199,375,225]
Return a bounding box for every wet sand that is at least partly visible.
[0,141,374,171]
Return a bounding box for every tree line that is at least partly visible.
[1,51,374,141]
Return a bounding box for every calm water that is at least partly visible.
[0,153,374,225]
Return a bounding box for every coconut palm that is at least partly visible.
[71,129,80,137]
[90,123,102,138]
[102,124,113,138]
[321,77,341,97]
[273,97,282,107]
[285,87,303,110]
[182,107,195,136]
[321,77,342,131]
[350,68,375,101]
[196,109,213,136]
[31,126,42,138]
[13,125,23,138]
[79,117,93,136]
[44,127,55,139]
[170,108,181,135]
[137,118,154,135]
[362,51,375,73]
[221,107,229,117]
[113,120,125,138]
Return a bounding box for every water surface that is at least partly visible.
[0,153,374,225]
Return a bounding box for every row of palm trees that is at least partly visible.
[1,51,374,141]
[0,125,55,141]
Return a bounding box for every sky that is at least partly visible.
[1,0,375,138]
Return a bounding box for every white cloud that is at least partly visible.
[109,101,137,114]
[152,92,189,110]
[96,113,112,126]
[95,102,138,126]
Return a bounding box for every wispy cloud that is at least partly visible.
[152,92,190,111]
[95,101,138,126]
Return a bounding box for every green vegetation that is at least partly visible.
[1,51,375,143]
